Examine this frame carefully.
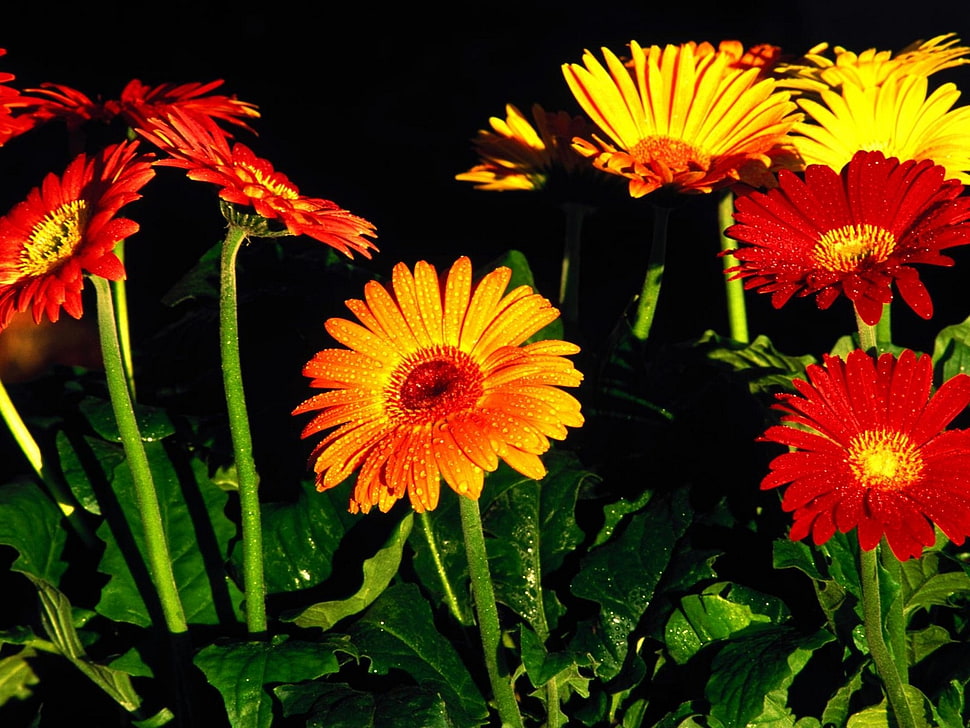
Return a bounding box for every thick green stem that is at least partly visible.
[558,203,592,327]
[631,205,671,341]
[718,191,749,343]
[0,378,98,548]
[220,226,267,634]
[458,495,524,728]
[855,312,878,355]
[859,546,917,728]
[92,276,187,635]
[416,511,467,624]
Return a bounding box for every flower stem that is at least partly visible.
[855,311,878,355]
[111,240,136,399]
[859,545,917,728]
[718,190,749,343]
[631,204,671,341]
[0,378,98,548]
[92,275,187,635]
[219,225,267,634]
[458,494,524,728]
[558,203,592,328]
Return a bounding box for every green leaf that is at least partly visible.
[706,627,834,728]
[933,316,970,383]
[95,441,244,627]
[161,240,222,306]
[844,685,935,728]
[482,453,591,636]
[664,582,790,664]
[347,583,488,727]
[909,625,954,665]
[276,682,458,728]
[194,635,345,728]
[78,396,176,443]
[0,647,39,706]
[901,553,970,619]
[821,663,864,728]
[935,679,967,728]
[408,498,473,626]
[56,431,126,516]
[569,488,693,680]
[699,330,815,396]
[0,479,69,584]
[284,514,411,630]
[255,478,355,594]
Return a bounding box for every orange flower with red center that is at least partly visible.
[0,141,155,330]
[760,349,970,560]
[562,40,803,197]
[137,110,377,257]
[293,256,584,513]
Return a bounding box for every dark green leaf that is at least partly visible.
[95,441,244,627]
[78,396,176,443]
[0,479,69,584]
[161,240,222,306]
[56,431,126,516]
[933,317,970,383]
[276,682,457,728]
[194,635,345,728]
[347,583,488,727]
[699,330,815,396]
[284,514,411,630]
[0,647,39,706]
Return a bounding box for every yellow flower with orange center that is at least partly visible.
[293,256,584,514]
[561,40,803,197]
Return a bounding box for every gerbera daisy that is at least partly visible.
[776,33,970,95]
[293,256,584,514]
[0,140,155,330]
[136,109,377,257]
[455,103,594,192]
[724,150,970,326]
[561,40,803,197]
[0,49,42,146]
[791,73,970,182]
[760,348,970,560]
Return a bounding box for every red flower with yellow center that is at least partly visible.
[562,40,802,197]
[137,110,377,257]
[724,150,970,325]
[293,256,584,514]
[0,141,155,329]
[760,349,970,560]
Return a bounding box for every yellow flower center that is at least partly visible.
[14,199,89,281]
[813,224,897,272]
[237,163,299,200]
[385,346,485,424]
[846,429,924,491]
[631,135,710,170]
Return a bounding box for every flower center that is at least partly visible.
[385,346,485,424]
[12,199,90,281]
[631,135,710,170]
[846,429,924,491]
[237,163,299,200]
[813,224,897,272]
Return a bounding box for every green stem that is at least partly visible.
[855,311,878,355]
[874,303,892,353]
[558,203,592,327]
[718,190,749,343]
[458,495,524,728]
[0,378,98,548]
[92,275,187,635]
[111,240,136,399]
[880,547,909,681]
[856,305,892,356]
[417,511,467,624]
[631,205,671,341]
[220,225,267,634]
[859,546,917,728]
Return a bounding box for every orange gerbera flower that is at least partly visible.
[293,256,584,514]
[776,33,970,95]
[137,109,377,257]
[0,141,155,330]
[455,103,594,192]
[562,40,802,197]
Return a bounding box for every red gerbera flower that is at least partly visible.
[760,349,970,560]
[0,48,43,146]
[137,109,377,257]
[725,150,970,325]
[0,141,155,330]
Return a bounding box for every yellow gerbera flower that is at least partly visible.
[792,73,970,183]
[455,103,593,192]
[776,33,970,95]
[293,256,584,514]
[561,40,803,197]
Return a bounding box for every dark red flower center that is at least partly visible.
[847,429,924,491]
[386,346,484,423]
[814,223,897,272]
